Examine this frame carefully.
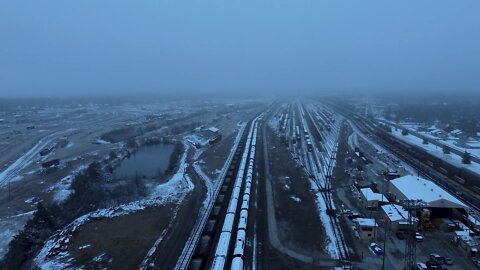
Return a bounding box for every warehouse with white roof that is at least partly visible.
[388,175,468,218]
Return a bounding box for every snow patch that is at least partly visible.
[47,165,88,203]
[290,196,301,202]
[0,211,35,259]
[78,244,91,250]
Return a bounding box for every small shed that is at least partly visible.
[360,188,389,210]
[450,129,463,137]
[207,127,220,134]
[431,129,446,138]
[356,218,378,240]
[381,204,416,231]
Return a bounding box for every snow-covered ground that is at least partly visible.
[0,129,76,188]
[185,134,210,147]
[380,119,480,160]
[35,142,194,269]
[0,211,35,259]
[47,165,88,203]
[390,128,480,175]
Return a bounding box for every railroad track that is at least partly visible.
[174,124,247,270]
[210,115,263,270]
[295,101,350,262]
[174,107,269,270]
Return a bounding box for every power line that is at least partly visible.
[401,199,427,270]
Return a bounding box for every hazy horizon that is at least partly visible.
[1,0,479,98]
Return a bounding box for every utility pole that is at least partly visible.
[381,179,387,270]
[402,199,426,270]
[8,178,11,208]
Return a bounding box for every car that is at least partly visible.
[415,232,424,242]
[474,259,480,269]
[429,253,442,263]
[369,242,383,256]
[442,257,452,265]
[347,213,362,219]
[416,262,428,270]
[396,231,405,240]
[426,260,445,270]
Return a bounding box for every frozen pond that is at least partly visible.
[113,144,175,179]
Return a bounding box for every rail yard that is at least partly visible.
[2,98,480,270]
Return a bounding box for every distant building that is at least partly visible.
[145,114,163,121]
[430,129,446,138]
[466,141,480,149]
[450,129,463,137]
[427,126,437,132]
[196,126,221,145]
[207,127,220,134]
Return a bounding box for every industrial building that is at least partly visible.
[388,175,468,219]
[359,188,389,210]
[381,204,417,231]
[192,126,222,146]
[356,218,378,240]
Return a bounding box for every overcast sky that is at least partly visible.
[1,0,479,98]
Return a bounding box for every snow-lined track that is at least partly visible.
[295,101,349,261]
[172,108,269,270]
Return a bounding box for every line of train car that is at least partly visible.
[354,114,480,208]
[211,116,260,270]
[371,120,480,191]
[231,123,258,270]
[306,134,313,152]
[304,105,331,152]
[300,108,313,152]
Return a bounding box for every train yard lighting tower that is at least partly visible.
[401,199,427,270]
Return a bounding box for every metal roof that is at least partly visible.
[390,175,467,209]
